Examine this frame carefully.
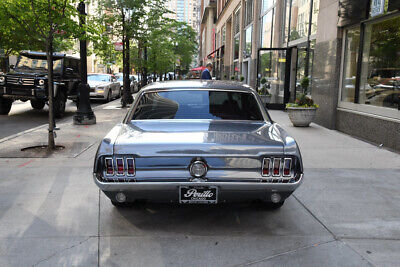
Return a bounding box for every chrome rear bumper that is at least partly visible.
[93,174,303,193]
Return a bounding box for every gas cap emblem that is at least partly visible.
[190,160,207,178]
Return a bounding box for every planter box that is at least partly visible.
[259,95,271,104]
[287,107,317,127]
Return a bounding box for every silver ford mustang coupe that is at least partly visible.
[93,80,303,208]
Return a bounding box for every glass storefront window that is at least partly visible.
[234,36,240,60]
[261,10,273,48]
[261,0,274,14]
[296,42,315,95]
[341,28,360,102]
[360,16,400,109]
[311,0,320,35]
[258,50,287,104]
[244,26,252,58]
[284,0,291,44]
[289,0,310,42]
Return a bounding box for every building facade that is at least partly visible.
[165,0,200,31]
[199,0,400,151]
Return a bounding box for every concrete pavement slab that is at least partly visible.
[248,240,372,267]
[0,236,97,267]
[0,166,99,238]
[294,168,400,239]
[344,239,400,267]
[99,193,332,238]
[99,236,334,267]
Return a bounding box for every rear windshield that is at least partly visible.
[132,90,264,121]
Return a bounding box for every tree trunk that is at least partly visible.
[46,40,55,151]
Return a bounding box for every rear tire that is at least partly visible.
[111,200,129,207]
[264,200,285,209]
[0,97,12,115]
[54,90,67,119]
[31,99,45,110]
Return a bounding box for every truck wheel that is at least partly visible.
[0,97,12,115]
[31,99,45,110]
[54,91,67,119]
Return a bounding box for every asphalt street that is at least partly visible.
[0,100,104,140]
[0,101,399,266]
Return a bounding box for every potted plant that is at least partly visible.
[239,75,245,82]
[286,77,318,127]
[258,77,271,104]
[230,75,236,81]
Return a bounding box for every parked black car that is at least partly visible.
[0,51,81,118]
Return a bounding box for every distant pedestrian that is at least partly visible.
[201,63,213,80]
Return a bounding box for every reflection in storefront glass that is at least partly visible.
[261,10,274,48]
[341,28,360,102]
[234,37,240,60]
[284,0,319,44]
[245,26,252,57]
[289,0,309,42]
[360,16,400,109]
[262,0,274,14]
[258,50,286,104]
[296,41,315,95]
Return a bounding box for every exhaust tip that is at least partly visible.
[116,192,126,203]
[271,193,281,203]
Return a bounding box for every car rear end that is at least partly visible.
[93,82,303,206]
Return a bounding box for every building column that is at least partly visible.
[249,0,262,89]
[311,0,342,129]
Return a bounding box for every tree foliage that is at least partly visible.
[0,0,98,149]
[94,0,198,80]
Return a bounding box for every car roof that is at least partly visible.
[20,51,79,60]
[141,80,254,92]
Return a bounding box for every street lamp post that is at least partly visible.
[73,0,96,125]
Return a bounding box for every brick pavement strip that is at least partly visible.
[0,107,399,266]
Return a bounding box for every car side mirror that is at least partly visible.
[65,67,74,74]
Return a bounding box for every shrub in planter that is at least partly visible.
[231,75,236,81]
[286,94,319,127]
[240,75,245,82]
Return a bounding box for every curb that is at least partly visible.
[0,98,126,145]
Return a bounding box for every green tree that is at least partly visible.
[98,0,147,106]
[0,0,89,150]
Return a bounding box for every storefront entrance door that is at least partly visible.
[257,48,291,109]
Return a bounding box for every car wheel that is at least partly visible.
[264,200,285,209]
[111,200,129,207]
[30,99,46,110]
[0,97,13,115]
[54,91,67,119]
[106,90,112,103]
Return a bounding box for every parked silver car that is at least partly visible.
[88,74,121,102]
[93,80,303,208]
[114,73,138,94]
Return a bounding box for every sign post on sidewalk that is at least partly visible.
[73,0,96,125]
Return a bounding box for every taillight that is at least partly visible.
[126,158,135,176]
[262,158,270,176]
[105,157,114,175]
[273,158,281,176]
[116,158,124,175]
[283,158,292,176]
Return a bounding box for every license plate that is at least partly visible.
[179,186,218,204]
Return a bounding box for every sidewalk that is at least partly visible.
[0,106,398,266]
